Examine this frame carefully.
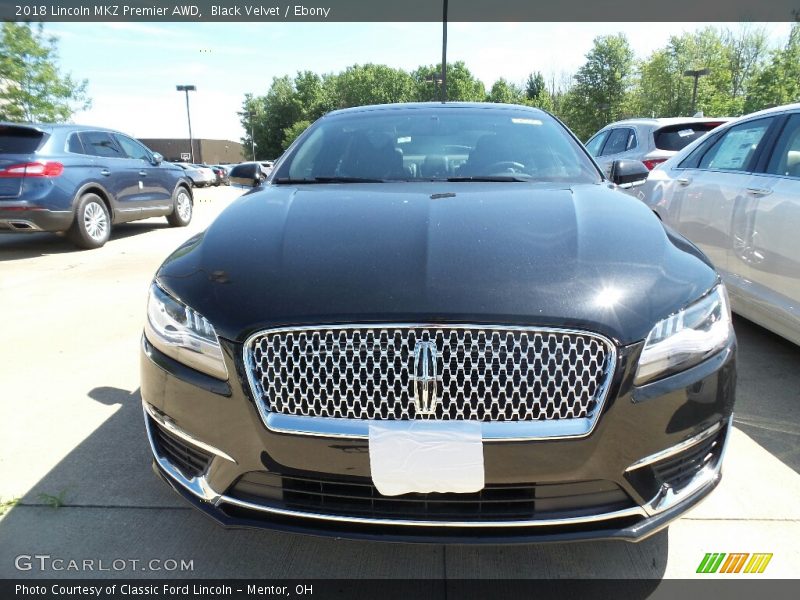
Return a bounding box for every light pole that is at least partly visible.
[441,0,448,103]
[236,110,256,162]
[683,69,709,115]
[247,111,256,161]
[176,85,196,162]
[598,103,610,124]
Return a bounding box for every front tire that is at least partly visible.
[67,193,111,249]
[167,187,192,227]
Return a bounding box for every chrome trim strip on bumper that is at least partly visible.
[142,403,222,503]
[242,323,617,442]
[217,495,647,529]
[625,420,723,471]
[633,417,731,517]
[143,401,237,463]
[264,412,597,442]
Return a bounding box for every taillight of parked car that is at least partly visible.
[642,158,667,171]
[0,162,65,178]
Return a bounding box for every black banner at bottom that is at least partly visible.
[3,579,799,600]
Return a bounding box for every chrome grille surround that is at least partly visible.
[244,324,617,440]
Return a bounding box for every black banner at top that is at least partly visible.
[0,0,799,22]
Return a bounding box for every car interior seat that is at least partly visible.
[342,132,404,179]
[419,155,449,179]
[785,150,800,178]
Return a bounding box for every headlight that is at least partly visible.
[144,282,228,380]
[634,285,732,385]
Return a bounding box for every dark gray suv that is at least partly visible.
[0,123,193,249]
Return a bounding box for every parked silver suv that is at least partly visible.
[637,103,800,346]
[586,117,729,177]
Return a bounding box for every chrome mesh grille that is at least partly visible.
[246,326,614,423]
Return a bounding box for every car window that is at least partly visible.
[584,131,609,157]
[80,131,124,158]
[115,134,152,161]
[697,118,773,172]
[766,114,800,179]
[677,133,720,169]
[654,122,725,151]
[601,128,635,156]
[66,133,85,154]
[0,126,45,154]
[276,109,601,184]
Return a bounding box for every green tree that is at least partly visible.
[411,61,485,102]
[525,72,545,100]
[292,70,337,122]
[282,119,312,148]
[560,34,634,140]
[523,71,554,111]
[488,78,524,104]
[334,64,416,108]
[0,22,90,122]
[241,76,300,159]
[745,24,800,112]
[660,27,738,116]
[630,26,768,119]
[723,25,769,102]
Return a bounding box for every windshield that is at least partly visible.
[273,108,602,184]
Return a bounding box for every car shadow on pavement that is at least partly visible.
[0,222,171,261]
[0,384,668,584]
[731,316,800,473]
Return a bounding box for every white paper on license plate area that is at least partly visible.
[368,421,485,496]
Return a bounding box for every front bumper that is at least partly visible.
[140,334,736,543]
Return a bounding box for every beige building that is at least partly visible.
[137,138,246,164]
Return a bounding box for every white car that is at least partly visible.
[586,117,730,177]
[637,103,800,345]
[191,164,217,187]
[174,162,216,187]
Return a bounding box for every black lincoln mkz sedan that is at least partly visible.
[140,103,735,543]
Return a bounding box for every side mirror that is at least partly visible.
[228,163,263,188]
[610,159,649,188]
[151,152,163,166]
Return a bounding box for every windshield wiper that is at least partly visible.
[273,176,385,184]
[446,175,531,182]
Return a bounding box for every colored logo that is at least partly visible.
[696,553,773,574]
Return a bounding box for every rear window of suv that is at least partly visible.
[654,122,725,151]
[0,126,45,154]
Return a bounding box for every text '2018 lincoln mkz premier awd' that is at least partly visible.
[140,103,735,543]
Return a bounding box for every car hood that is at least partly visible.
[156,182,717,345]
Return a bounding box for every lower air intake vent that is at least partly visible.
[229,472,635,522]
[652,431,722,491]
[151,420,212,479]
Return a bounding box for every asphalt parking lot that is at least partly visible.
[0,185,798,581]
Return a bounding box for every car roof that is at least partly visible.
[603,117,732,129]
[0,122,128,135]
[325,102,547,118]
[731,102,800,120]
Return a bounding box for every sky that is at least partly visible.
[45,22,795,143]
